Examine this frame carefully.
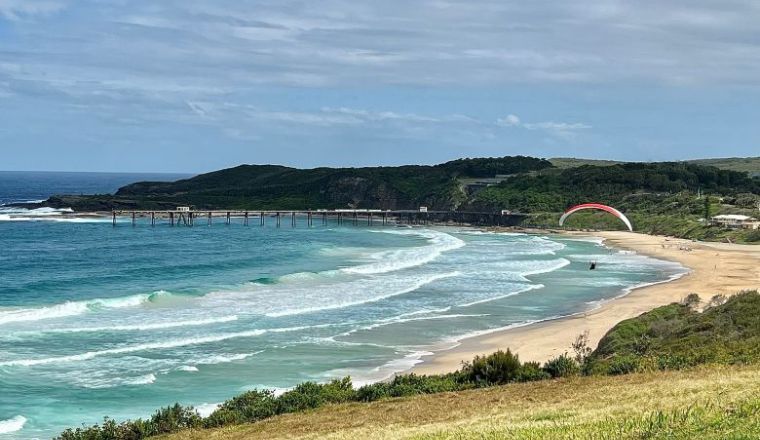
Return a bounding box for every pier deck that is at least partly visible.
[112,209,527,227]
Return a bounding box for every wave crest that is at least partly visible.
[0,291,170,326]
[0,416,27,434]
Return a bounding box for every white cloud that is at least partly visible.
[497,113,591,137]
[496,114,521,127]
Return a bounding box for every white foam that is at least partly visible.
[264,271,461,317]
[0,415,26,434]
[194,351,264,365]
[0,330,269,367]
[8,315,238,336]
[457,283,545,307]
[342,229,465,275]
[178,365,199,372]
[83,373,158,389]
[340,312,490,337]
[0,292,168,326]
[520,258,571,277]
[196,403,221,418]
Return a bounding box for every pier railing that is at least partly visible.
[112,209,527,227]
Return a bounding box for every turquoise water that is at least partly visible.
[0,177,687,438]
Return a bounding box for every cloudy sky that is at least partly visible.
[1,0,759,172]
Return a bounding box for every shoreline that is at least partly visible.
[411,230,760,375]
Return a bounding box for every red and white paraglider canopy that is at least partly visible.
[559,203,633,232]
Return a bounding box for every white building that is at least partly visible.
[711,214,760,230]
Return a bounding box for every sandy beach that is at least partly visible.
[412,231,760,375]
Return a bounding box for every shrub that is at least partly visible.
[356,373,464,401]
[276,377,356,414]
[543,354,580,378]
[146,404,202,435]
[606,355,642,375]
[204,389,277,427]
[461,349,522,385]
[515,361,551,382]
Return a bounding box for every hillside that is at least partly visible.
[38,156,552,212]
[689,157,760,176]
[549,156,760,176]
[154,365,760,440]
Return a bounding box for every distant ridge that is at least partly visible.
[550,156,760,176]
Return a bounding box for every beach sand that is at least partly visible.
[412,231,760,375]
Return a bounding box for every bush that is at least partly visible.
[356,373,464,401]
[606,355,642,375]
[276,377,356,414]
[461,349,522,385]
[204,389,277,427]
[515,361,551,382]
[543,354,580,378]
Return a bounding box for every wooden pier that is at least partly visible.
[112,209,527,228]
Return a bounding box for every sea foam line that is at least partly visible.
[264,271,461,317]
[0,291,169,326]
[0,326,302,367]
[457,283,545,307]
[337,313,491,337]
[342,229,465,275]
[4,315,238,337]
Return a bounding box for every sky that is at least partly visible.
[0,1,759,173]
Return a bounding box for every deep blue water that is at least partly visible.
[0,171,191,205]
[0,172,687,438]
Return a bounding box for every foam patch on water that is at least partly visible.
[0,206,111,223]
[457,283,545,307]
[0,291,170,326]
[0,330,270,367]
[81,373,158,389]
[339,312,491,337]
[342,229,465,275]
[0,415,26,434]
[263,271,461,317]
[5,315,238,337]
[193,351,264,366]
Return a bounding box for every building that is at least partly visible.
[711,214,760,230]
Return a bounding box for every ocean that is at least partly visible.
[0,172,687,438]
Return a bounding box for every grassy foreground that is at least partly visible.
[155,364,760,440]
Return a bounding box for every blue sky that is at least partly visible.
[1,1,759,173]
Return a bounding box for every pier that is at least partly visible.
[112,209,527,228]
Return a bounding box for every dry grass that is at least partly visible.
[155,364,760,440]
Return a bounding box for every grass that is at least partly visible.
[154,364,760,440]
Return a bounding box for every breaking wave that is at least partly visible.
[0,291,170,326]
[0,415,27,434]
[342,229,465,275]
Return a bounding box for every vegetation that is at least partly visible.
[37,156,552,212]
[549,156,760,176]
[56,291,760,440]
[161,366,760,440]
[586,289,760,374]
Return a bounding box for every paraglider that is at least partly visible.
[559,203,633,232]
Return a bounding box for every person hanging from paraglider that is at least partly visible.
[558,203,632,272]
